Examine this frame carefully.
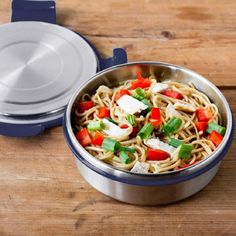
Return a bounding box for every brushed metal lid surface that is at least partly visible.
[0,21,97,120]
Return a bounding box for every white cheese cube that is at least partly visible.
[130,161,149,174]
[117,95,148,114]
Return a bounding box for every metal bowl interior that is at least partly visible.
[65,62,233,181]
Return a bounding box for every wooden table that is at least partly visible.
[0,1,236,235]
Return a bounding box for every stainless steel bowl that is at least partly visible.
[63,62,234,205]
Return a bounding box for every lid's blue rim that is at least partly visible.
[0,0,127,137]
[63,110,234,187]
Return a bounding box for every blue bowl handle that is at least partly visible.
[0,122,45,137]
[99,48,128,70]
[11,0,56,24]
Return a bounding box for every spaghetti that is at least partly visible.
[73,72,226,174]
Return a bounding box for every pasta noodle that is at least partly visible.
[73,74,225,174]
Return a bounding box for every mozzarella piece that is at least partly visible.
[174,102,196,113]
[166,104,182,119]
[102,119,128,138]
[145,138,177,154]
[151,83,169,93]
[131,161,149,174]
[117,95,148,114]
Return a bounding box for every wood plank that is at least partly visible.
[0,1,235,86]
[0,1,236,235]
[0,89,236,236]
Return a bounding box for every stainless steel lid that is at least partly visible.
[0,21,98,124]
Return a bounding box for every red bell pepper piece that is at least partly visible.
[92,131,104,146]
[120,124,129,129]
[114,89,130,101]
[130,71,151,90]
[209,130,223,147]
[150,108,162,127]
[130,126,139,138]
[76,128,92,147]
[147,149,169,161]
[196,108,212,122]
[98,107,110,118]
[150,107,161,120]
[162,89,183,99]
[195,122,208,133]
[77,101,94,113]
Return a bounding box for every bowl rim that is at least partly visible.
[64,61,233,180]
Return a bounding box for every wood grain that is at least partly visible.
[0,1,236,235]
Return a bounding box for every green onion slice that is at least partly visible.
[87,120,105,131]
[127,114,135,126]
[178,144,193,159]
[162,117,182,136]
[169,138,183,148]
[120,151,131,164]
[132,88,146,101]
[206,123,226,136]
[121,146,135,153]
[102,138,121,152]
[138,123,154,139]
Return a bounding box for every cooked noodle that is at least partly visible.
[74,76,223,174]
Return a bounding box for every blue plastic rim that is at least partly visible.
[63,110,235,187]
[0,0,127,137]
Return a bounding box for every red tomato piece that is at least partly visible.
[209,130,223,147]
[196,108,212,122]
[162,89,183,99]
[195,122,208,133]
[147,149,169,161]
[114,89,130,101]
[77,101,94,113]
[98,107,110,118]
[92,131,104,146]
[76,128,92,147]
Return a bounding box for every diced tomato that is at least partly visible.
[195,122,208,133]
[120,124,129,129]
[98,107,110,118]
[92,131,104,146]
[209,130,223,147]
[162,89,183,99]
[196,108,212,122]
[114,89,130,101]
[130,126,139,138]
[77,101,94,113]
[130,71,151,89]
[76,128,92,147]
[147,149,169,161]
